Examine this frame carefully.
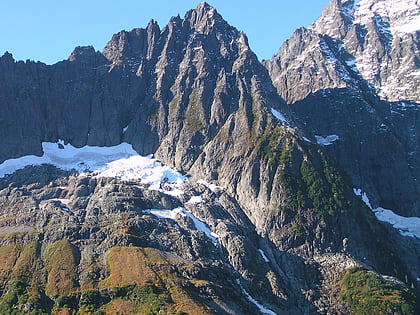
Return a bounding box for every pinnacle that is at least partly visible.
[184,1,227,33]
[196,2,213,10]
[192,1,218,17]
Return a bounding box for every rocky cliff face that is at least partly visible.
[0,1,419,314]
[264,0,419,217]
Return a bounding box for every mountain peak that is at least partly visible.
[191,1,218,18]
[196,1,213,10]
[68,45,97,61]
[185,1,226,33]
[309,0,356,39]
[0,51,14,63]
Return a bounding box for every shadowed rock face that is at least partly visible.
[0,1,419,314]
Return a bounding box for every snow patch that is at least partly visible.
[146,207,219,243]
[56,199,70,207]
[408,69,420,77]
[145,208,185,221]
[355,0,420,35]
[39,198,71,213]
[197,180,224,192]
[236,279,277,315]
[0,141,186,197]
[315,135,340,146]
[345,59,357,67]
[187,195,204,204]
[353,188,373,209]
[270,108,287,122]
[258,249,270,263]
[184,210,220,243]
[353,188,420,238]
[374,207,420,238]
[96,155,186,197]
[40,198,70,207]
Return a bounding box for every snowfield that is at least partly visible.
[354,188,420,239]
[315,135,340,146]
[271,108,288,122]
[0,141,186,196]
[258,249,270,263]
[0,141,226,242]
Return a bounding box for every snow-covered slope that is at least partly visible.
[0,140,186,196]
[309,0,420,102]
[354,188,420,238]
[355,0,420,35]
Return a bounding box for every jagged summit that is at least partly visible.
[67,45,104,62]
[308,0,420,102]
[0,51,14,63]
[102,3,242,74]
[184,1,235,35]
[309,0,356,39]
[194,1,215,13]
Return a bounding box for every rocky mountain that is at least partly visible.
[0,1,419,314]
[264,0,419,218]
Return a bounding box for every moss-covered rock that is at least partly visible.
[339,267,418,314]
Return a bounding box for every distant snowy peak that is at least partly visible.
[355,0,420,35]
[352,0,420,102]
[312,0,420,37]
[309,0,357,39]
[308,0,420,102]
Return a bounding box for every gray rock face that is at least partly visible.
[263,28,359,104]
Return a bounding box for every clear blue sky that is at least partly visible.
[0,0,330,64]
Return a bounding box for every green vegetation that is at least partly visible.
[255,127,287,166]
[54,283,168,314]
[0,242,52,314]
[255,129,351,227]
[339,267,418,314]
[0,242,212,314]
[280,150,348,221]
[100,247,212,314]
[0,243,22,288]
[291,219,305,237]
[185,116,205,132]
[300,158,348,220]
[168,94,183,121]
[127,283,167,314]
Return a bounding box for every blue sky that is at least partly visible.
[1,0,330,64]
